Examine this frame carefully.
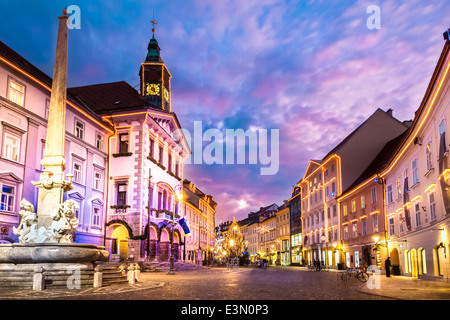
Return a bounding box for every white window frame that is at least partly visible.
[415,203,421,227]
[92,206,101,227]
[387,184,393,204]
[373,214,379,233]
[425,141,433,171]
[94,171,102,190]
[8,78,25,106]
[95,132,104,151]
[0,183,16,212]
[3,132,20,162]
[388,217,395,236]
[412,159,419,185]
[429,192,437,221]
[75,120,85,140]
[371,187,377,204]
[73,161,83,184]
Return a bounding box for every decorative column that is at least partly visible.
[32,9,73,234]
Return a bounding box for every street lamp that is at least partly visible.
[168,184,183,275]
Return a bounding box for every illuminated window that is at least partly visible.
[439,120,447,152]
[412,159,419,185]
[426,142,433,171]
[92,207,100,227]
[429,192,437,221]
[94,172,102,190]
[117,184,127,206]
[388,217,395,236]
[373,214,378,232]
[396,177,401,199]
[119,133,129,153]
[352,222,358,238]
[415,203,421,227]
[73,162,83,184]
[159,146,164,164]
[96,133,104,150]
[149,137,155,158]
[343,226,348,240]
[75,120,84,140]
[8,79,24,106]
[0,184,15,212]
[362,218,367,236]
[387,185,393,204]
[371,187,377,204]
[343,204,348,216]
[361,194,366,209]
[3,133,20,162]
[351,200,356,213]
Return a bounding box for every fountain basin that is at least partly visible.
[0,243,109,264]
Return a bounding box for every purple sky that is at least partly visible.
[1,0,449,224]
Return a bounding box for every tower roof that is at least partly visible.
[145,20,163,63]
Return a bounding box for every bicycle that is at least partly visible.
[355,267,369,282]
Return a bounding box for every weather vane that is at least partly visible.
[151,11,157,35]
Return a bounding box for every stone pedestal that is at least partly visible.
[0,243,109,290]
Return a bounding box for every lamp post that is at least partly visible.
[168,184,183,275]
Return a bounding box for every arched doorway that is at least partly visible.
[147,225,158,260]
[159,227,170,261]
[173,229,181,261]
[410,249,418,278]
[390,248,400,275]
[110,225,129,262]
[433,244,446,277]
[418,248,427,275]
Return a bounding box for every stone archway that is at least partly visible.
[173,229,181,261]
[109,224,129,262]
[159,227,170,261]
[411,249,418,278]
[390,248,400,275]
[147,225,158,260]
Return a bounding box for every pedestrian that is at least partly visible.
[385,257,391,278]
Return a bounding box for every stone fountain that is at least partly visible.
[0,9,108,290]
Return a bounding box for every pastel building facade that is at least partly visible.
[378,39,450,280]
[0,40,113,245]
[300,109,409,266]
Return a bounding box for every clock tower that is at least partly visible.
[139,21,172,112]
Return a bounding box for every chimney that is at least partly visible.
[386,108,393,117]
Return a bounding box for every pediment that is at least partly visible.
[67,191,85,201]
[0,172,23,183]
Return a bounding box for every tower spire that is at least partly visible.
[146,17,162,62]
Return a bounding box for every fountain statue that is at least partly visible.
[0,8,108,290]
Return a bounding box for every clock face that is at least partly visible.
[146,83,160,96]
[164,88,170,101]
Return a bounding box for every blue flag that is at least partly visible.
[178,217,190,235]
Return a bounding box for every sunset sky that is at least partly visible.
[1,0,449,223]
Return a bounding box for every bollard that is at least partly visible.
[127,265,135,284]
[93,265,103,288]
[119,264,127,275]
[33,266,45,291]
[134,263,140,282]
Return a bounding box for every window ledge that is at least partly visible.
[424,168,435,178]
[112,152,133,158]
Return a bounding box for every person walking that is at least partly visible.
[385,257,391,277]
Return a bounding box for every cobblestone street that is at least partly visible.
[2,265,450,301]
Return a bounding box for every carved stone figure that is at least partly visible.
[13,199,38,243]
[47,199,79,243]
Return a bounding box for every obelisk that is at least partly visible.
[33,8,73,233]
